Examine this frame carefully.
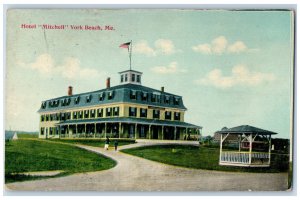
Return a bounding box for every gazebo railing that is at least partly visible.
[220,151,270,165]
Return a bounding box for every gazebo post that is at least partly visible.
[219,133,223,163]
[268,134,272,165]
[249,133,253,164]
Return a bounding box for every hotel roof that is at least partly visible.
[38,83,187,113]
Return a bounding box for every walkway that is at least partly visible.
[6,141,288,192]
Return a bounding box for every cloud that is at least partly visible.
[19,54,103,80]
[151,62,187,74]
[133,39,179,56]
[195,64,276,89]
[192,36,254,55]
[134,40,156,56]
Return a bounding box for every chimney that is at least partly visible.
[106,77,111,89]
[161,86,164,93]
[68,86,73,96]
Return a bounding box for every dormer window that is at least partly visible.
[74,96,80,104]
[130,90,137,100]
[174,97,180,105]
[165,96,170,104]
[108,91,114,100]
[99,93,105,101]
[41,102,46,109]
[61,99,65,106]
[142,92,148,101]
[86,95,92,103]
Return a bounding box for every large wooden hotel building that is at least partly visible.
[38,69,202,140]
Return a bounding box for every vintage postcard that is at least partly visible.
[4,8,294,192]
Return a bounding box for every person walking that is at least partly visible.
[114,140,119,151]
[104,136,110,150]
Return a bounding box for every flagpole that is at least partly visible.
[129,40,132,70]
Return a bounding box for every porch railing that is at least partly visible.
[220,151,270,165]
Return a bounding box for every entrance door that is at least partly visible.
[129,125,135,138]
[152,126,158,139]
[140,126,145,138]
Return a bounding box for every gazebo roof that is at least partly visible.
[215,125,277,135]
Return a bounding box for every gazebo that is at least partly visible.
[216,125,277,167]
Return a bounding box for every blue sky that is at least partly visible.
[6,9,294,138]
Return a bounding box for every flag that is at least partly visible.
[119,42,131,50]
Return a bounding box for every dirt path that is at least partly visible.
[5,141,288,192]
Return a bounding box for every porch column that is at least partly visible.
[84,124,87,137]
[162,126,164,140]
[249,133,253,164]
[119,123,122,138]
[185,128,188,140]
[104,123,107,138]
[76,124,78,138]
[68,125,70,138]
[135,123,138,139]
[174,127,177,140]
[148,125,151,139]
[94,123,96,138]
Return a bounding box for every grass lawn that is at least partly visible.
[48,138,136,147]
[5,140,116,183]
[121,145,289,173]
[17,133,38,138]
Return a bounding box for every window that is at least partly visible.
[41,102,46,109]
[50,127,53,135]
[74,96,80,104]
[91,109,95,118]
[61,99,65,106]
[140,108,147,118]
[56,127,59,135]
[113,107,119,116]
[61,113,65,121]
[130,90,137,100]
[50,114,54,121]
[56,113,60,121]
[97,108,103,117]
[73,111,77,119]
[174,112,181,121]
[174,97,180,105]
[106,107,112,117]
[86,95,92,103]
[129,107,137,117]
[66,98,71,105]
[165,111,171,120]
[99,93,105,101]
[132,74,135,82]
[41,115,44,122]
[108,91,114,100]
[121,74,124,83]
[125,74,128,82]
[164,96,170,104]
[84,110,89,118]
[45,114,49,121]
[141,92,148,101]
[40,127,44,135]
[137,75,140,83]
[151,94,156,102]
[78,111,83,119]
[153,109,160,119]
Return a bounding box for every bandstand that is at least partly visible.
[216,125,277,167]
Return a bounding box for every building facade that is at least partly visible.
[38,70,202,140]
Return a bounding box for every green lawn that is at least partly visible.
[48,138,136,147]
[17,133,38,138]
[5,140,116,183]
[121,145,289,173]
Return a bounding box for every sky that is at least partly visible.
[5,9,294,138]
